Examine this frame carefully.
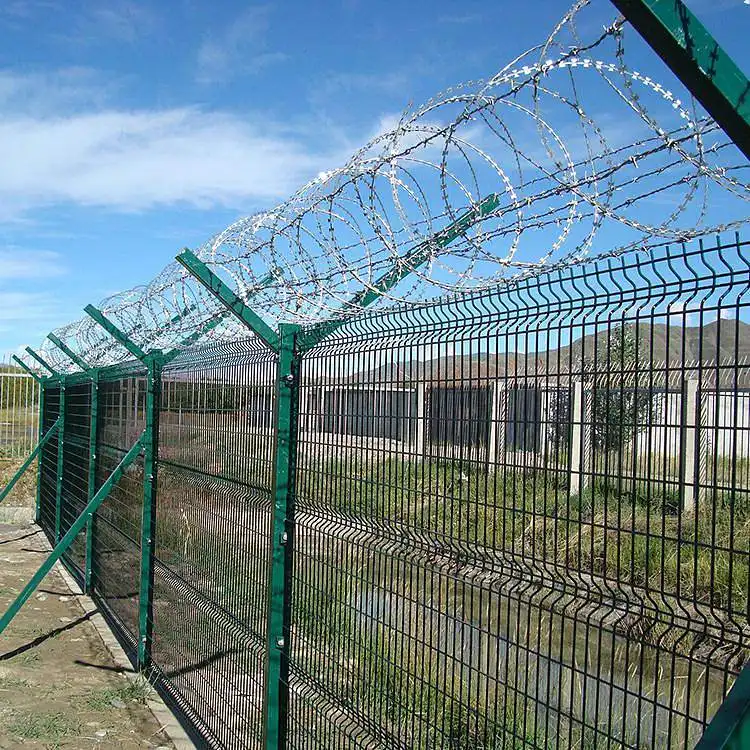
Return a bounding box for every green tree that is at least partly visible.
[590,325,650,453]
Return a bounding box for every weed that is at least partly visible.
[85,675,153,711]
[5,711,80,741]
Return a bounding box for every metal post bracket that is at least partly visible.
[84,305,148,363]
[611,0,750,160]
[175,249,280,353]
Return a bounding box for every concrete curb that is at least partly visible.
[33,524,196,750]
[0,506,34,524]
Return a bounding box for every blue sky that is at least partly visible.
[0,0,747,356]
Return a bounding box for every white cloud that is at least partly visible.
[0,292,58,323]
[196,6,287,84]
[0,105,339,215]
[82,2,156,43]
[0,250,66,280]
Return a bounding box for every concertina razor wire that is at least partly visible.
[27,0,750,373]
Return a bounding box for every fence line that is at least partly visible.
[0,354,40,462]
[7,231,748,748]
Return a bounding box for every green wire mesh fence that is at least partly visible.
[23,231,750,748]
[2,3,747,744]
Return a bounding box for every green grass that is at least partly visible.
[297,455,749,611]
[13,651,41,667]
[0,454,38,506]
[5,711,80,742]
[89,439,743,748]
[84,676,153,711]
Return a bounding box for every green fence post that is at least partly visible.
[55,380,66,542]
[265,323,301,750]
[138,351,162,671]
[85,370,99,594]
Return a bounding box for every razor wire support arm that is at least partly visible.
[610,0,750,161]
[265,323,301,750]
[0,434,145,636]
[47,332,91,372]
[138,351,161,671]
[87,302,197,365]
[11,356,43,385]
[0,418,60,505]
[25,347,58,377]
[84,305,148,362]
[175,250,280,352]
[301,194,500,350]
[160,270,276,365]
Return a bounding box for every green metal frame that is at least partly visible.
[175,250,280,352]
[54,383,65,542]
[25,347,58,377]
[695,660,750,748]
[0,434,145,635]
[264,323,300,749]
[302,193,500,349]
[84,370,99,594]
[611,0,750,161]
[0,418,60,505]
[138,351,161,670]
[47,333,90,372]
[11,355,43,384]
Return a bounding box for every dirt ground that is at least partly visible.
[0,523,174,749]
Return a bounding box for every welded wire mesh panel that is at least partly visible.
[152,338,277,749]
[59,383,92,580]
[38,385,60,542]
[91,368,147,653]
[289,235,750,749]
[0,361,39,461]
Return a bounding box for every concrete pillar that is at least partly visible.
[570,380,590,497]
[487,381,505,468]
[681,378,699,512]
[538,386,550,463]
[413,382,426,458]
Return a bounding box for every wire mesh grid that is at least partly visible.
[151,338,278,749]
[0,356,40,462]
[286,233,750,749]
[38,386,59,540]
[59,383,91,580]
[90,372,147,653]
[30,230,750,749]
